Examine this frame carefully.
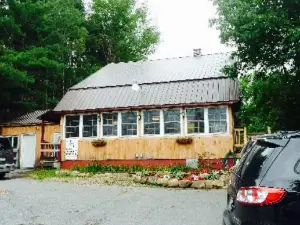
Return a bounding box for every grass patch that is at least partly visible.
[27,169,58,180]
[71,163,192,174]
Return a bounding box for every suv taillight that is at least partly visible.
[237,187,286,205]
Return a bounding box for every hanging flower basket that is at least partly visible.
[176,137,193,145]
[91,139,107,147]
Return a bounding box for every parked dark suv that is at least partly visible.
[0,135,15,179]
[223,131,300,225]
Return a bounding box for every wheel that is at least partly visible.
[0,173,6,180]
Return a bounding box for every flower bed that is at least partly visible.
[131,169,230,189]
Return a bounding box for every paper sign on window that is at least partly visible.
[65,139,78,160]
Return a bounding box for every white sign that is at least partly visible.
[65,139,78,160]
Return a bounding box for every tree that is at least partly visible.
[0,0,160,121]
[211,0,300,131]
[86,0,160,65]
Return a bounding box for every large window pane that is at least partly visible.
[121,112,137,136]
[164,110,181,134]
[65,115,80,138]
[208,107,227,133]
[103,113,118,136]
[143,110,160,135]
[83,115,98,137]
[186,108,204,134]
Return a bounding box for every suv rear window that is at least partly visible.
[0,137,12,151]
[236,140,280,184]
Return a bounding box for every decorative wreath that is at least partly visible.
[222,151,238,167]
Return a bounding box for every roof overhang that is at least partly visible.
[55,100,238,114]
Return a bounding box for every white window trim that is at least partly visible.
[162,108,183,137]
[207,106,229,135]
[185,107,206,136]
[141,109,162,137]
[120,111,139,138]
[101,112,119,138]
[64,113,99,139]
[184,106,230,136]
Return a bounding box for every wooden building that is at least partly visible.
[0,110,60,168]
[43,51,240,169]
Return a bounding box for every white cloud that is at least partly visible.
[145,0,234,59]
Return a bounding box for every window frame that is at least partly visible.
[184,106,230,136]
[207,106,229,134]
[185,107,207,135]
[162,109,183,136]
[101,112,119,138]
[142,109,162,136]
[120,111,139,137]
[64,114,99,139]
[82,114,99,138]
[64,114,81,139]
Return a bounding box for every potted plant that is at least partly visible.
[176,137,193,145]
[91,139,107,147]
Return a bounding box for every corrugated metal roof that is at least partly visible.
[72,52,233,89]
[54,79,239,111]
[54,52,239,112]
[2,110,49,126]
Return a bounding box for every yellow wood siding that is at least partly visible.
[60,106,235,160]
[2,124,60,165]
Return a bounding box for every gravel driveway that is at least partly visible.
[0,177,226,225]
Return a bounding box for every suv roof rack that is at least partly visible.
[254,131,300,140]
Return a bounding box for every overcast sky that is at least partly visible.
[85,0,234,59]
[145,0,234,59]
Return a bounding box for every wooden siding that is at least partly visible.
[60,105,234,160]
[2,124,60,165]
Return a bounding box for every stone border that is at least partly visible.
[132,174,229,189]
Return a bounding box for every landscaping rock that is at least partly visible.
[168,179,179,188]
[147,176,157,185]
[140,177,148,184]
[179,180,192,188]
[220,175,230,185]
[191,181,206,189]
[133,175,142,183]
[156,178,169,187]
[205,180,213,189]
[212,180,224,189]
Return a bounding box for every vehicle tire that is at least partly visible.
[0,173,6,180]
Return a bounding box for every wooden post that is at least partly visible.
[41,119,45,142]
[243,127,247,144]
[267,126,271,134]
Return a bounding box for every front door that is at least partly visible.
[20,134,36,168]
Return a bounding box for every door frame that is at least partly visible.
[20,133,36,168]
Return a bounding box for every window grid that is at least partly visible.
[83,115,98,137]
[121,112,138,136]
[143,110,160,135]
[186,108,205,134]
[208,107,227,133]
[163,110,181,135]
[102,113,118,137]
[65,115,80,138]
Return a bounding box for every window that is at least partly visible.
[121,112,137,136]
[143,110,160,135]
[208,107,227,133]
[83,115,98,137]
[164,110,181,134]
[186,108,204,134]
[102,113,118,136]
[65,115,80,138]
